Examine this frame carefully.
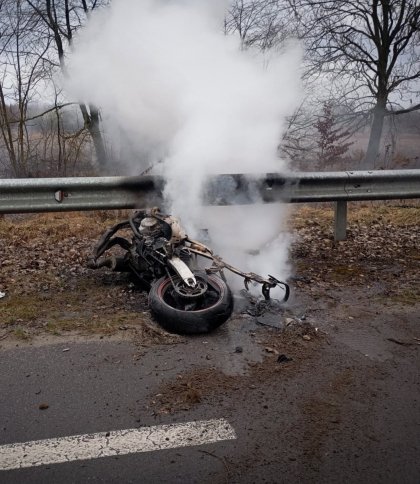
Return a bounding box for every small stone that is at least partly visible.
[234,346,243,353]
[302,334,311,341]
[264,347,279,354]
[39,403,49,410]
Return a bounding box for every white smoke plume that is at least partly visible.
[67,0,302,290]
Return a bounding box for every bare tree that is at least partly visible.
[225,0,291,50]
[0,0,53,176]
[0,0,95,177]
[25,0,109,168]
[28,86,93,176]
[289,0,420,167]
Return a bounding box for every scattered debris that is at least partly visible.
[256,313,284,329]
[265,347,279,354]
[246,297,285,318]
[277,354,293,364]
[387,337,420,347]
[62,348,70,352]
[151,368,235,414]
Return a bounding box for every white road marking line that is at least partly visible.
[0,418,236,471]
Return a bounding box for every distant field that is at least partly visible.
[350,132,420,169]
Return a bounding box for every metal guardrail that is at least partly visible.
[1,169,419,240]
[0,175,163,214]
[1,169,419,212]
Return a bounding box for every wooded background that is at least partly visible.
[1,0,419,177]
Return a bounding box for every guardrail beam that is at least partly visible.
[1,170,419,215]
[1,170,419,241]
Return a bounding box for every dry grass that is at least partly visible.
[291,201,420,230]
[0,289,147,335]
[0,211,127,243]
[3,204,418,240]
[384,289,419,306]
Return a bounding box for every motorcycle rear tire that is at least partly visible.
[148,272,233,334]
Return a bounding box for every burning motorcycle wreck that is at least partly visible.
[88,208,289,334]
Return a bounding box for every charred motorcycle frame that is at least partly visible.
[88,208,289,334]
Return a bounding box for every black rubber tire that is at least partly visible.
[148,272,233,334]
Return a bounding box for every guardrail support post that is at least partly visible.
[334,201,347,241]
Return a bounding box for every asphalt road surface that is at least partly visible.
[1,298,419,483]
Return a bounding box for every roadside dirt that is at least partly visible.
[150,321,321,415]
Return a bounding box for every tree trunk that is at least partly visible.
[88,123,108,168]
[364,97,387,169]
[28,1,109,172]
[79,104,108,169]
